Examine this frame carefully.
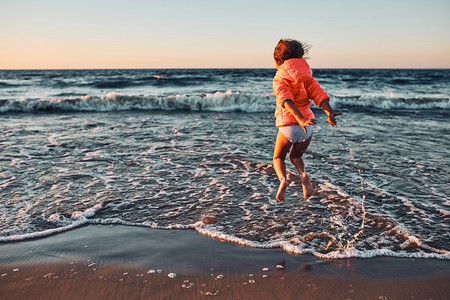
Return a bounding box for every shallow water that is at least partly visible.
[1,69,449,259]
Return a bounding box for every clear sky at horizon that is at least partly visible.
[1,0,449,69]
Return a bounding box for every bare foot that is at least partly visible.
[301,173,313,199]
[276,179,288,202]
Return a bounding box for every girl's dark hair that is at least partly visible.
[273,39,310,66]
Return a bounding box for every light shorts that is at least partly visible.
[279,125,314,143]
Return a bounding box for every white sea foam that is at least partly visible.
[315,248,450,260]
[1,82,448,260]
[0,220,88,242]
[332,95,450,110]
[1,90,448,114]
[0,204,103,242]
[193,223,450,259]
[1,213,449,260]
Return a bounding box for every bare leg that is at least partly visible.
[273,131,292,202]
[289,136,313,199]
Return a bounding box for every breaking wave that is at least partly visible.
[333,94,449,110]
[0,91,448,114]
[0,91,274,113]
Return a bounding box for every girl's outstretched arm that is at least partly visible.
[320,100,342,127]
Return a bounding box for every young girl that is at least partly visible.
[272,39,341,202]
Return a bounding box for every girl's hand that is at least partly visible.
[299,118,316,133]
[319,99,342,127]
[326,111,342,127]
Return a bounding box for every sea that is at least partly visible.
[0,68,449,260]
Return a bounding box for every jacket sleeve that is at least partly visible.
[305,76,329,108]
[273,77,294,107]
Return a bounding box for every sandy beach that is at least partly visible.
[0,225,448,300]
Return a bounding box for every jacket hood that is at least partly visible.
[277,58,312,82]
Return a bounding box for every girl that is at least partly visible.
[272,39,341,202]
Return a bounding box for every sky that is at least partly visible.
[1,0,449,69]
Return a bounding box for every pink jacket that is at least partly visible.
[273,58,329,127]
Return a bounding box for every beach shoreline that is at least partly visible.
[1,225,449,299]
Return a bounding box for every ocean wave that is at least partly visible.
[0,204,103,243]
[332,95,449,110]
[0,81,20,88]
[1,91,448,114]
[88,79,147,89]
[0,91,275,113]
[37,73,216,89]
[2,218,449,260]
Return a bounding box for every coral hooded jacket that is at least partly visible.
[273,58,329,127]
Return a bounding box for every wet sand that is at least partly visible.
[1,225,449,299]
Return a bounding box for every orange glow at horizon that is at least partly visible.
[2,43,449,70]
[1,0,449,70]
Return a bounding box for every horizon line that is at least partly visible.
[1,67,450,71]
